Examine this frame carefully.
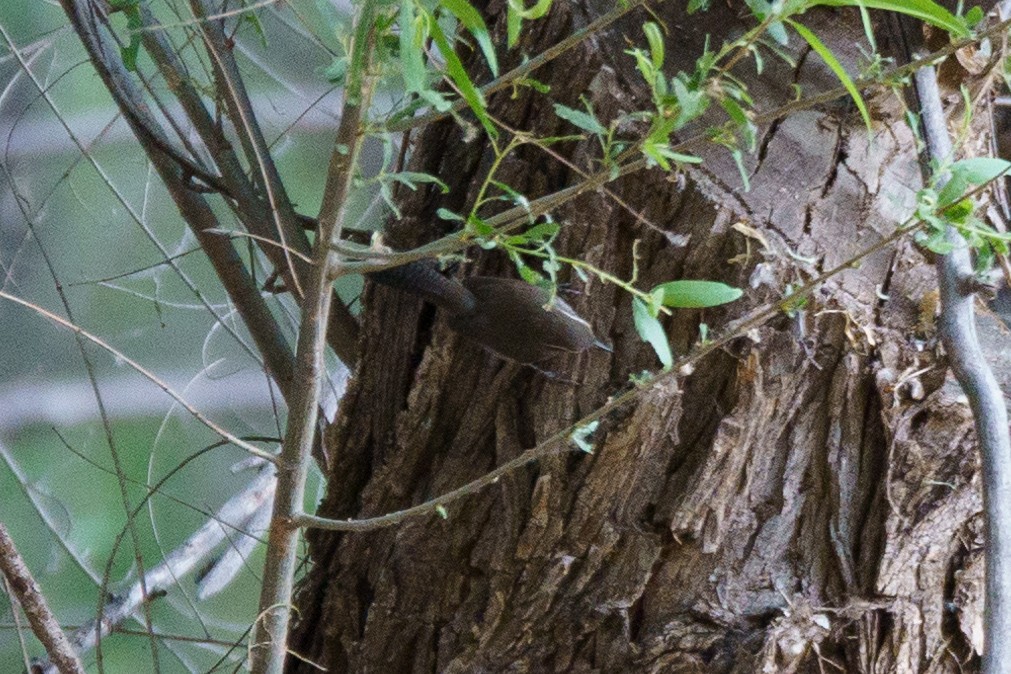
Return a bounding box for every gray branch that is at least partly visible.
[914,56,1011,674]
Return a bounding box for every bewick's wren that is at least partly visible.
[368,261,600,364]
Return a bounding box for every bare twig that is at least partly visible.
[913,59,1011,674]
[56,0,300,394]
[187,0,363,367]
[0,524,84,674]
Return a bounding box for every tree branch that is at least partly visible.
[57,0,300,394]
[250,3,379,670]
[0,524,84,674]
[913,57,1011,674]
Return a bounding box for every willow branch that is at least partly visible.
[57,0,298,395]
[250,2,379,669]
[913,58,1011,674]
[189,0,362,366]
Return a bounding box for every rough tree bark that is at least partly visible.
[290,3,1001,672]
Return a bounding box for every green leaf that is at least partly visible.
[509,0,552,19]
[809,0,969,39]
[786,19,870,130]
[643,22,665,72]
[440,0,499,77]
[652,280,743,308]
[110,0,143,72]
[632,298,673,369]
[730,146,751,192]
[507,4,522,47]
[507,0,552,47]
[383,171,450,193]
[964,5,984,27]
[523,221,561,241]
[515,259,544,284]
[720,97,756,149]
[400,0,427,93]
[937,158,1011,209]
[670,76,709,128]
[426,11,497,138]
[437,208,465,222]
[553,103,607,135]
[949,157,1011,185]
[467,214,495,238]
[936,171,969,208]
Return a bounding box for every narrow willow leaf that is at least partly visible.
[507,0,552,47]
[523,221,561,241]
[441,0,500,76]
[633,298,673,369]
[810,0,968,38]
[643,22,665,72]
[437,208,465,222]
[427,11,497,138]
[384,171,450,193]
[653,280,743,308]
[509,0,552,19]
[399,0,426,93]
[553,103,607,135]
[786,19,871,130]
[507,4,522,47]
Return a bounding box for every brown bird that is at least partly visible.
[368,261,602,365]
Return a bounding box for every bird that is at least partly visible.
[368,260,603,365]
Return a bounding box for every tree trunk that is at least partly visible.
[290,3,995,671]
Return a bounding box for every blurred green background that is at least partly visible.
[0,1,365,670]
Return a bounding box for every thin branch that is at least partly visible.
[189,0,304,295]
[189,0,363,367]
[0,524,84,674]
[385,0,659,134]
[335,16,1011,278]
[297,235,918,530]
[55,0,300,395]
[913,58,1011,674]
